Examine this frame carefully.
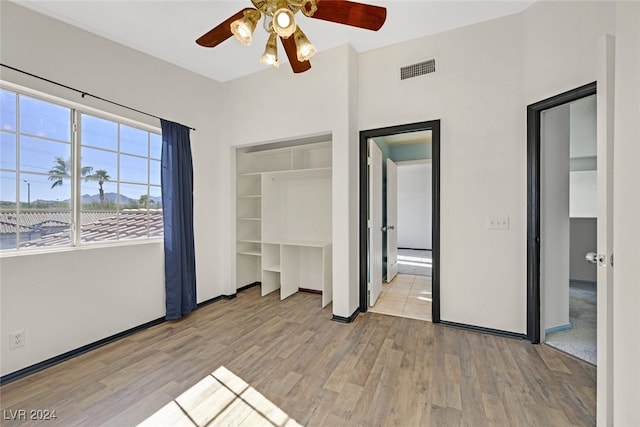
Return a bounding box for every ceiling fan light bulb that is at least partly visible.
[293,27,317,62]
[260,33,279,67]
[231,9,260,46]
[276,12,290,28]
[273,8,296,38]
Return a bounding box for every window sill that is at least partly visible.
[0,238,164,259]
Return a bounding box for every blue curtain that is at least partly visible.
[160,119,197,320]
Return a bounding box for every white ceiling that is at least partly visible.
[11,0,536,82]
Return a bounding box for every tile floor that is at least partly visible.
[368,274,432,322]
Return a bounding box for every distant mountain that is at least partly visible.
[81,192,132,204]
[3,193,162,206]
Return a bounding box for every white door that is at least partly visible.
[595,34,615,427]
[369,139,383,306]
[386,159,398,282]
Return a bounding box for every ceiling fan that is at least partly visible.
[196,0,387,74]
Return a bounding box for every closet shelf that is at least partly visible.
[238,250,261,256]
[238,238,261,244]
[238,217,261,221]
[263,264,281,272]
[238,194,261,198]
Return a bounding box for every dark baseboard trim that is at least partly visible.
[1,293,235,386]
[331,308,360,324]
[398,247,432,251]
[0,316,164,386]
[196,294,237,309]
[440,321,527,340]
[237,281,261,293]
[299,288,322,295]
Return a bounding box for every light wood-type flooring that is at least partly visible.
[0,286,596,426]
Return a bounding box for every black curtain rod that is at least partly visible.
[0,63,196,131]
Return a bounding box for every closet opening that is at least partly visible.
[234,134,333,307]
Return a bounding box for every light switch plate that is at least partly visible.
[488,216,509,230]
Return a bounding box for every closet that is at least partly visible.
[235,137,332,307]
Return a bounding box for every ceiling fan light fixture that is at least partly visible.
[230,9,261,46]
[293,27,317,62]
[260,32,280,67]
[272,7,296,38]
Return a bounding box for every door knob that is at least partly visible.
[388,225,395,230]
[586,252,606,266]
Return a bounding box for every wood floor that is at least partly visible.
[0,286,596,426]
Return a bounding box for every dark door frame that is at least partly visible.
[359,120,441,322]
[526,82,596,343]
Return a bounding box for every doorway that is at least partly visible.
[527,83,598,362]
[359,120,440,322]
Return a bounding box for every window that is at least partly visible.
[0,87,163,251]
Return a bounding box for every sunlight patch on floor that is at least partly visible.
[397,254,432,267]
[138,366,301,427]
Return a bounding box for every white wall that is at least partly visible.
[569,95,597,159]
[570,170,597,217]
[0,2,226,376]
[360,13,527,332]
[613,2,640,425]
[358,0,615,334]
[541,104,570,332]
[0,244,164,375]
[397,162,432,250]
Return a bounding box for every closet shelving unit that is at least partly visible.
[236,139,333,307]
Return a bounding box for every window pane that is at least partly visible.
[20,172,71,210]
[81,177,117,209]
[19,95,71,141]
[16,172,72,249]
[120,125,148,156]
[120,182,148,209]
[0,171,17,250]
[1,89,16,131]
[1,132,17,170]
[0,170,17,205]
[149,185,162,207]
[79,210,118,243]
[82,147,116,181]
[120,154,147,184]
[120,182,151,241]
[149,159,161,186]
[20,136,71,175]
[148,185,162,238]
[150,133,161,160]
[18,209,72,248]
[82,114,117,151]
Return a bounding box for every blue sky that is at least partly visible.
[0,89,161,204]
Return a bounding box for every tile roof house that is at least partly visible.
[0,210,163,248]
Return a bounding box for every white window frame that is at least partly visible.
[0,81,163,253]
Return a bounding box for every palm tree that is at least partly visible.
[48,157,93,189]
[90,169,111,203]
[139,194,157,208]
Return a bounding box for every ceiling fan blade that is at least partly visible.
[307,0,386,31]
[280,35,312,73]
[196,8,254,48]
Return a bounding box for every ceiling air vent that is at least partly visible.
[400,59,436,80]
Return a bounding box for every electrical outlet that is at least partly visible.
[10,330,25,349]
